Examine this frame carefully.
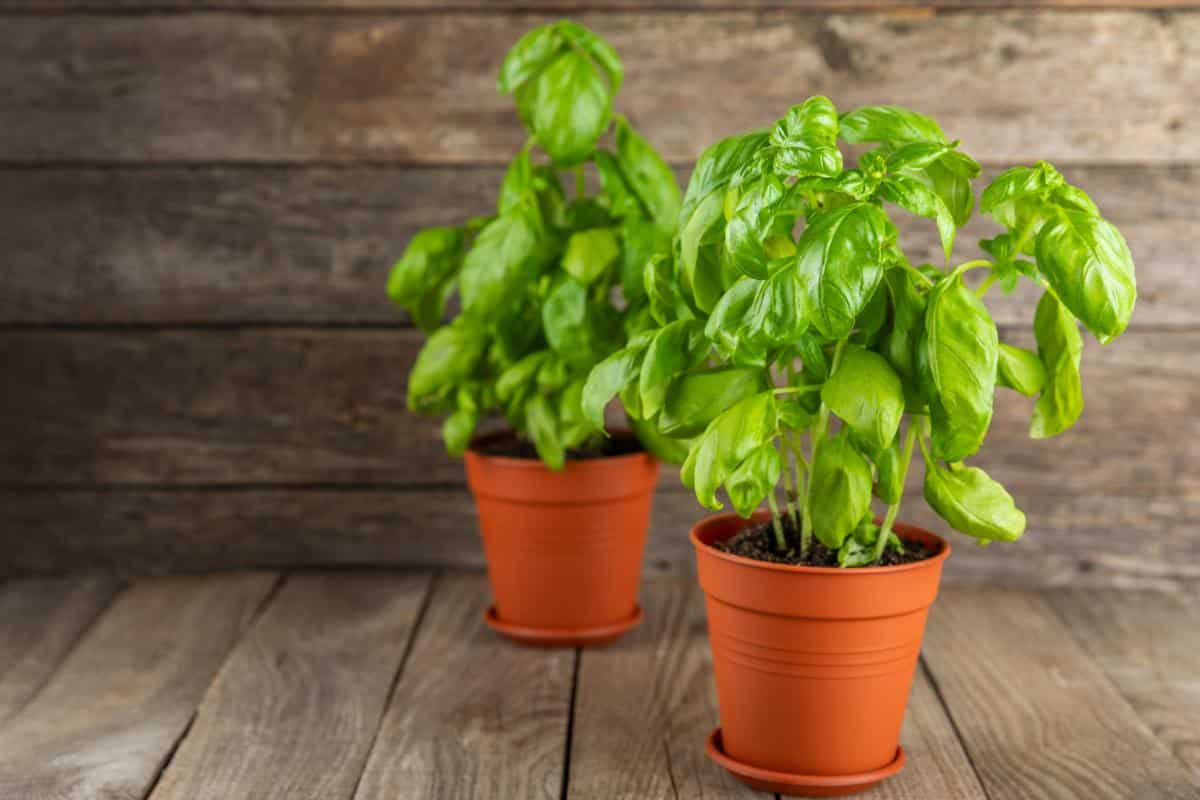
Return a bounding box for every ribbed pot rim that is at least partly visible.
[691,510,952,577]
[466,428,653,471]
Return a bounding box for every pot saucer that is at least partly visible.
[483,605,643,648]
[705,728,905,797]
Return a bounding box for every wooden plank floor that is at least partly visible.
[0,573,1196,800]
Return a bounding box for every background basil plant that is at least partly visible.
[584,97,1136,566]
[388,21,681,469]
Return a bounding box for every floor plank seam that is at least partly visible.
[660,738,680,800]
[347,569,439,800]
[919,654,995,800]
[0,580,124,725]
[558,647,582,800]
[141,709,197,799]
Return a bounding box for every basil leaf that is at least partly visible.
[808,433,873,549]
[705,278,769,367]
[459,208,545,318]
[793,202,896,339]
[725,175,791,279]
[639,319,707,420]
[1034,208,1136,344]
[822,346,905,453]
[521,50,611,166]
[555,20,623,93]
[594,150,645,220]
[727,443,783,518]
[922,158,975,229]
[408,321,486,411]
[881,269,926,393]
[615,115,680,225]
[442,385,481,457]
[558,380,594,451]
[924,462,1026,542]
[770,96,843,177]
[659,367,769,438]
[628,416,690,465]
[874,436,903,504]
[680,190,729,312]
[581,341,648,430]
[388,227,464,309]
[620,219,669,304]
[996,342,1046,397]
[851,281,888,348]
[679,130,770,229]
[980,162,1064,221]
[886,142,955,172]
[496,350,551,413]
[750,266,807,349]
[918,274,998,462]
[408,277,456,334]
[563,228,620,285]
[496,23,563,94]
[778,397,816,431]
[542,278,591,366]
[878,174,956,262]
[681,392,777,510]
[645,253,694,326]
[840,105,946,145]
[526,393,565,470]
[1031,292,1084,438]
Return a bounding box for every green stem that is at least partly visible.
[950,259,994,278]
[783,442,802,530]
[901,260,936,287]
[976,273,999,298]
[772,385,822,396]
[765,487,787,553]
[874,423,919,563]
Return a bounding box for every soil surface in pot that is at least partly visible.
[473,434,644,461]
[713,514,936,567]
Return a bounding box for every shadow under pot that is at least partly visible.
[464,430,659,648]
[692,510,951,797]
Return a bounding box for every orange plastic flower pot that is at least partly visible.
[464,431,659,647]
[692,510,951,796]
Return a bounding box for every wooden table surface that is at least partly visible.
[0,572,1196,800]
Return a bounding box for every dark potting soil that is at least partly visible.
[473,433,644,461]
[711,513,936,567]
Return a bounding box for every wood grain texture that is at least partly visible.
[567,579,760,799]
[2,164,1193,327]
[921,587,1200,799]
[1047,587,1200,777]
[150,572,432,800]
[5,1,1200,10]
[0,572,277,800]
[352,573,573,800]
[1,329,1192,488]
[0,577,120,722]
[0,12,1196,163]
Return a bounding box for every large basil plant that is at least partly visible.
[388,21,681,469]
[584,97,1136,565]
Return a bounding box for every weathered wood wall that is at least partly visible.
[1,2,1197,585]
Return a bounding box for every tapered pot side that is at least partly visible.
[692,511,951,793]
[464,430,659,641]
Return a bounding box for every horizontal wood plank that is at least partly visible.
[5,1,1200,10]
[922,587,1199,799]
[0,572,277,800]
[352,573,574,800]
[0,577,120,722]
[150,572,432,800]
[0,12,1196,163]
[1047,587,1200,777]
[0,328,1191,488]
[567,579,761,799]
[2,483,1196,586]
[1,164,1192,327]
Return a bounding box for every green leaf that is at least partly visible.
[924,462,1026,542]
[680,189,729,313]
[1035,208,1136,343]
[886,142,955,172]
[874,436,904,504]
[705,277,768,367]
[554,21,623,93]
[496,350,552,413]
[726,443,782,518]
[838,521,902,567]
[387,227,464,309]
[778,397,816,431]
[808,433,873,550]
[724,175,791,280]
[582,342,648,430]
[459,208,544,318]
[620,219,670,304]
[878,175,956,262]
[793,203,896,339]
[851,281,888,348]
[628,416,691,465]
[1031,292,1084,438]
[520,50,611,166]
[542,277,614,369]
[840,105,946,146]
[679,130,770,229]
[923,158,975,228]
[659,367,769,438]
[407,277,456,334]
[980,162,1064,219]
[558,380,593,450]
[537,353,570,394]
[442,385,481,457]
[563,228,620,285]
[821,347,904,453]
[525,393,565,470]
[645,253,694,326]
[594,150,645,219]
[639,320,706,420]
[615,116,680,225]
[770,96,843,177]
[681,392,777,510]
[996,342,1046,397]
[407,321,486,411]
[917,274,998,462]
[497,24,563,94]
[750,266,808,349]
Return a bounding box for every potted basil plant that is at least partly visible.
[388,21,682,647]
[583,97,1136,794]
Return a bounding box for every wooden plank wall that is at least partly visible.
[1,1,1197,585]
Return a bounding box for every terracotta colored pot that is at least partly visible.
[464,431,659,646]
[692,510,951,796]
